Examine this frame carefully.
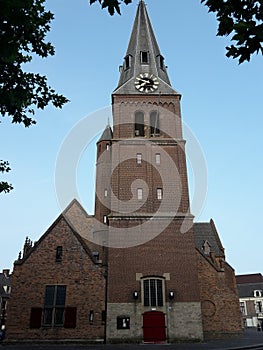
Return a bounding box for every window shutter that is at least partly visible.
[30,307,42,328]
[64,307,77,328]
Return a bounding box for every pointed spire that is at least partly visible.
[114,0,178,95]
[98,124,113,143]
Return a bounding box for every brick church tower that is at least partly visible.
[95,0,205,342]
[5,0,242,344]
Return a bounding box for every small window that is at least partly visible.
[159,55,165,70]
[138,188,143,200]
[156,153,160,165]
[157,188,162,200]
[202,240,211,255]
[135,111,145,137]
[104,189,108,197]
[150,111,160,136]
[106,144,110,150]
[240,302,246,315]
[89,310,94,325]
[137,153,142,164]
[256,301,262,313]
[103,215,108,224]
[140,51,149,64]
[56,246,62,262]
[254,290,262,298]
[124,55,131,69]
[117,316,130,329]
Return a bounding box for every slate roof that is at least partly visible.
[236,274,263,298]
[98,124,113,143]
[237,283,263,298]
[193,220,225,257]
[113,0,179,95]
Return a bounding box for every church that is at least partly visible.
[6,0,242,343]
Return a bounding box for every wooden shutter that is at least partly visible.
[29,307,42,328]
[64,307,77,328]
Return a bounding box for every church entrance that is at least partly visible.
[142,311,166,343]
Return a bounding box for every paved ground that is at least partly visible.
[1,329,263,350]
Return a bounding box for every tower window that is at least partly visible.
[158,55,165,70]
[137,153,142,164]
[157,188,163,200]
[103,215,108,224]
[150,111,160,136]
[135,111,145,137]
[137,188,143,200]
[156,153,160,165]
[143,278,164,307]
[140,51,149,64]
[104,189,108,197]
[124,55,132,70]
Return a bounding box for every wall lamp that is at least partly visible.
[133,290,139,300]
[169,291,175,300]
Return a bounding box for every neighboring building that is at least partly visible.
[6,0,242,343]
[236,274,263,328]
[0,269,11,332]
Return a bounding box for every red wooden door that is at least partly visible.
[143,311,166,343]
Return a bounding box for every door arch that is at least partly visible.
[143,311,166,343]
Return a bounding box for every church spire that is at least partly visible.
[114,0,178,95]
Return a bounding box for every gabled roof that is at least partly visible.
[14,199,98,266]
[113,0,179,95]
[194,219,225,258]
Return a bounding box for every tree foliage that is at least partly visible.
[0,0,68,127]
[201,0,263,63]
[0,160,13,193]
[90,0,132,16]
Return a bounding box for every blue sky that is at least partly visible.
[1,0,263,274]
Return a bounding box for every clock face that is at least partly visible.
[135,73,159,93]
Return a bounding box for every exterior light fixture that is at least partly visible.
[169,291,175,300]
[133,291,139,300]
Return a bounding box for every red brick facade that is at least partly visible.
[6,212,105,342]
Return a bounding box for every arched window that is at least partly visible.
[135,111,145,137]
[150,111,160,136]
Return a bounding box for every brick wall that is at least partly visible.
[6,216,105,342]
[197,250,243,339]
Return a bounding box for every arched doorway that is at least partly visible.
[143,311,166,343]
